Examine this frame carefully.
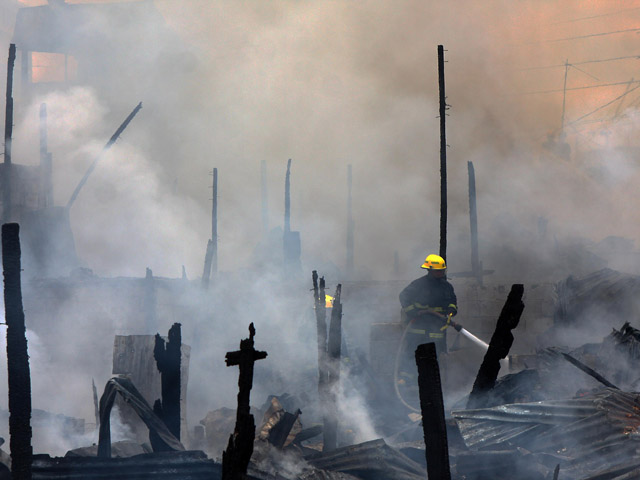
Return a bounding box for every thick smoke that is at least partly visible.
[0,0,639,461]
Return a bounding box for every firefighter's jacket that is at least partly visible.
[399,274,458,342]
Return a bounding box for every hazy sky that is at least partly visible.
[4,0,640,280]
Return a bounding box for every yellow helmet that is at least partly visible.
[421,254,446,270]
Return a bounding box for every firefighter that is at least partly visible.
[399,254,458,362]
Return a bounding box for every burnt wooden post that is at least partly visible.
[222,323,267,480]
[92,378,100,431]
[312,271,329,390]
[153,323,182,440]
[312,272,331,448]
[438,44,448,261]
[3,45,16,223]
[284,159,291,236]
[3,223,32,480]
[468,161,482,285]
[211,167,218,275]
[467,284,525,409]
[346,165,354,278]
[201,240,214,288]
[39,104,53,209]
[202,167,218,288]
[324,284,342,451]
[416,342,450,480]
[261,160,268,235]
[143,267,157,333]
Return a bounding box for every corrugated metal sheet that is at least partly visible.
[452,389,640,479]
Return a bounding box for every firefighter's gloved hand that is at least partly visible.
[446,307,458,317]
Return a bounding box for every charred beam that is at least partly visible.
[66,102,142,210]
[223,323,267,480]
[154,323,182,441]
[467,284,525,409]
[3,223,32,479]
[560,352,619,390]
[416,342,450,480]
[267,409,301,449]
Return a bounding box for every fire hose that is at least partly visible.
[392,311,505,413]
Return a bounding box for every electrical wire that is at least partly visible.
[567,83,640,126]
[524,79,640,95]
[548,27,640,43]
[551,6,640,25]
[520,54,640,71]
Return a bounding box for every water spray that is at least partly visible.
[393,312,508,414]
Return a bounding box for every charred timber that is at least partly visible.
[154,323,182,441]
[267,409,301,449]
[324,284,342,451]
[560,352,619,390]
[3,223,32,479]
[467,284,525,409]
[416,342,450,480]
[223,323,267,480]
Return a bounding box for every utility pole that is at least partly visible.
[4,44,16,223]
[346,164,354,278]
[261,160,268,235]
[560,59,569,135]
[438,45,448,261]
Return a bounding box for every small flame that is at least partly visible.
[325,295,334,308]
